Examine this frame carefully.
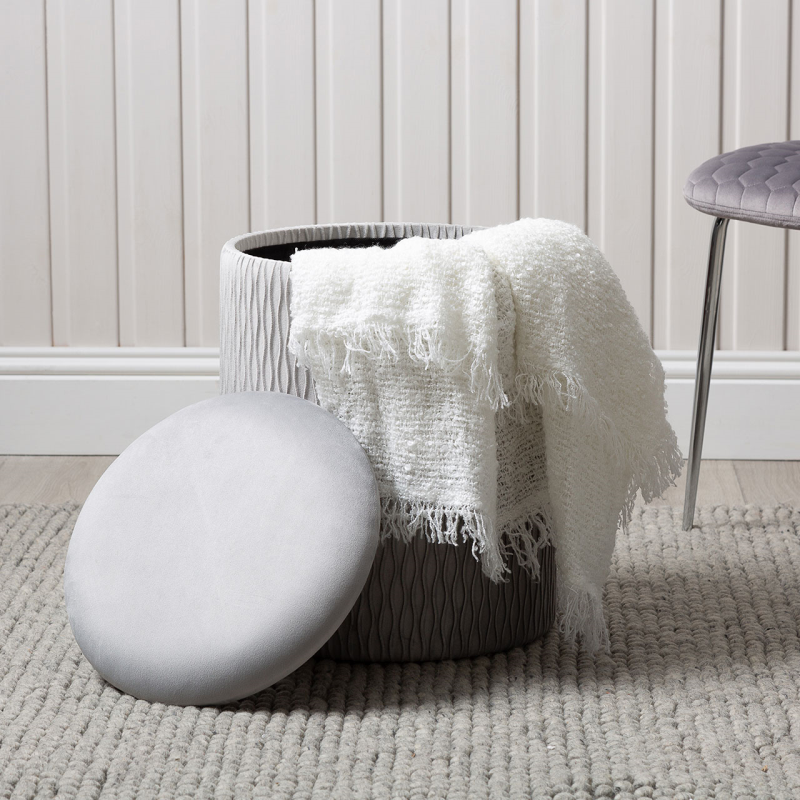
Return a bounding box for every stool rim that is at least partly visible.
[222,221,487,269]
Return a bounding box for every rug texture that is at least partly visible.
[2,502,800,799]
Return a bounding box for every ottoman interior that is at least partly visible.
[245,237,404,262]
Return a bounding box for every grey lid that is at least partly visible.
[64,391,380,706]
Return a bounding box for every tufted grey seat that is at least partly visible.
[684,140,800,229]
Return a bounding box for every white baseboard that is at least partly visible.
[660,350,800,460]
[1,347,799,458]
[0,349,219,455]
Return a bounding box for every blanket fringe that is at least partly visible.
[379,496,506,583]
[291,324,509,409]
[618,429,684,532]
[514,370,630,464]
[379,496,558,586]
[496,500,557,581]
[379,495,618,651]
[556,581,611,654]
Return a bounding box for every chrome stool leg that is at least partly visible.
[682,216,730,530]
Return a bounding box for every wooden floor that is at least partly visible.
[0,456,799,507]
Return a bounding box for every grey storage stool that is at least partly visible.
[220,222,556,662]
[682,140,800,530]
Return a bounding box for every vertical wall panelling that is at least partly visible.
[181,0,250,347]
[719,0,790,350]
[249,0,316,230]
[382,0,450,223]
[115,0,184,346]
[653,0,723,350]
[46,0,119,345]
[314,0,383,224]
[4,2,800,357]
[519,0,587,231]
[0,1,52,345]
[451,0,518,227]
[787,0,800,351]
[588,0,654,336]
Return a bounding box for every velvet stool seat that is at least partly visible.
[682,141,800,530]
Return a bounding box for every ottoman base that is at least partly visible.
[316,525,555,662]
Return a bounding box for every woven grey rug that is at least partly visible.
[2,504,800,799]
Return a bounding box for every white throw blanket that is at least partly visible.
[288,218,682,652]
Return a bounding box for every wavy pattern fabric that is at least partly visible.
[220,244,315,401]
[5,503,800,798]
[316,527,555,663]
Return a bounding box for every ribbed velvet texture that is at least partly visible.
[219,222,556,661]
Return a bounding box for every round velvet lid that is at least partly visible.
[63,391,380,706]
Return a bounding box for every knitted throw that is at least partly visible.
[288,218,683,651]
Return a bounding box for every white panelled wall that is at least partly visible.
[1,0,799,455]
